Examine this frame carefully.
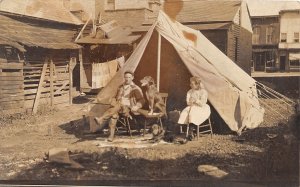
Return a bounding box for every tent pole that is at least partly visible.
[157,33,161,92]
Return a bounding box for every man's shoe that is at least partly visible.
[108,135,114,142]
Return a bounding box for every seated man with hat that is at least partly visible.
[95,71,145,142]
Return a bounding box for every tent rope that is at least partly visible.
[256,82,295,106]
[258,90,293,113]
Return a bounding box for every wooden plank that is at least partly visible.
[24,74,41,78]
[23,66,43,70]
[0,84,23,90]
[24,64,44,67]
[79,48,83,91]
[50,60,54,106]
[32,63,48,114]
[25,93,51,100]
[0,76,23,81]
[24,79,40,83]
[54,81,69,95]
[24,91,68,101]
[24,87,50,95]
[69,58,76,105]
[0,80,23,85]
[0,89,23,94]
[23,70,43,74]
[0,72,23,77]
[0,92,24,97]
[0,95,24,102]
[24,84,39,88]
[0,63,23,70]
[24,81,65,89]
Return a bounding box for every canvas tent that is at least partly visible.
[94,11,264,132]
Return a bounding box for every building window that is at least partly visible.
[266,26,274,44]
[281,33,287,42]
[294,32,299,43]
[4,46,19,62]
[252,26,260,44]
[290,60,300,66]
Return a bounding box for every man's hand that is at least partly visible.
[131,105,139,112]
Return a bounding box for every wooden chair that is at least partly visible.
[142,93,168,135]
[117,115,133,138]
[186,116,213,140]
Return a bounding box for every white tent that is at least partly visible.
[95,11,265,132]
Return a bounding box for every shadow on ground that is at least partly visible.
[7,123,298,186]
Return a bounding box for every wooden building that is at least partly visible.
[176,1,253,74]
[279,9,300,72]
[0,12,82,114]
[248,0,300,72]
[251,16,279,72]
[75,19,141,92]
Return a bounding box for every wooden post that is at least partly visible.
[32,61,48,114]
[79,48,83,92]
[157,33,161,92]
[50,60,54,106]
[69,58,75,105]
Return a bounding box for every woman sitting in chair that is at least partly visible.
[178,76,210,139]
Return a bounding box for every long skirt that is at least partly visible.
[178,104,211,125]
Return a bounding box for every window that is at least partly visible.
[281,33,287,42]
[290,60,300,67]
[4,46,19,62]
[252,26,260,44]
[294,32,299,42]
[266,26,274,44]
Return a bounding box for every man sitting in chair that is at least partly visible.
[94,71,145,142]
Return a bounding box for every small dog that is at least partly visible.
[140,76,166,115]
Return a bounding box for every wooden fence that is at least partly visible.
[0,58,76,115]
[0,59,24,114]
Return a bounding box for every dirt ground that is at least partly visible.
[0,95,298,186]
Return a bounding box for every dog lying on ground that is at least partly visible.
[140,76,166,115]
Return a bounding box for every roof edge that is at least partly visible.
[0,10,83,26]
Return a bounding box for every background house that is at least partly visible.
[0,0,83,25]
[248,0,300,72]
[175,1,253,74]
[279,9,300,72]
[0,1,82,114]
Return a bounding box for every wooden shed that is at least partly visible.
[75,19,141,93]
[0,12,82,114]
